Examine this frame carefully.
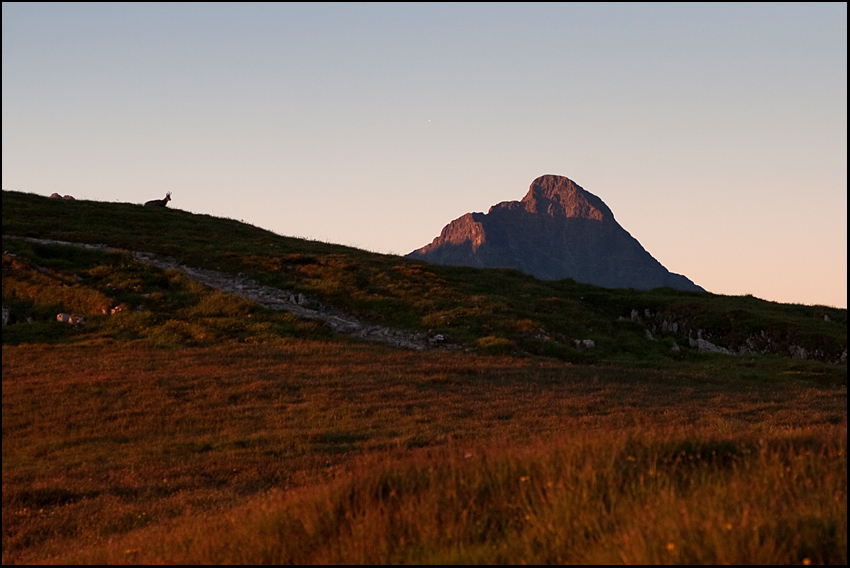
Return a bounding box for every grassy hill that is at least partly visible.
[2,190,845,362]
[2,190,846,564]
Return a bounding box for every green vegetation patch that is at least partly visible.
[2,236,329,347]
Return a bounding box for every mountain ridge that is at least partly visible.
[408,175,703,292]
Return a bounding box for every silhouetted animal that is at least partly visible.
[144,192,171,207]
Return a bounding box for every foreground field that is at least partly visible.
[2,340,846,564]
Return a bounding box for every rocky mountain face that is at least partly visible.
[407,175,704,292]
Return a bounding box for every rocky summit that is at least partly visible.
[407,174,704,292]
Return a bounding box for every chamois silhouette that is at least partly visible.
[144,192,171,207]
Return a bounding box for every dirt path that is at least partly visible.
[9,237,443,350]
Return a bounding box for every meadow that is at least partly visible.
[2,190,846,564]
[3,341,846,564]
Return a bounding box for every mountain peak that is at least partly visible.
[519,175,613,221]
[408,175,703,292]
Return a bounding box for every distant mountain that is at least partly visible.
[407,174,704,292]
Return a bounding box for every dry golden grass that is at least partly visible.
[2,340,846,564]
[64,427,845,565]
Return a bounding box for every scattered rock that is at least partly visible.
[789,345,808,360]
[429,334,446,345]
[57,313,85,327]
[693,336,733,355]
[110,304,129,315]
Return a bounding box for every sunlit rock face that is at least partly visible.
[407,174,704,292]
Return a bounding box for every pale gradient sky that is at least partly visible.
[3,3,846,308]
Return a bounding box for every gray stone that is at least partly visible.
[789,345,808,360]
[696,338,733,355]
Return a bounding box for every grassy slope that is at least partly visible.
[2,190,847,564]
[2,190,845,360]
[3,342,846,564]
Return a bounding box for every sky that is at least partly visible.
[2,3,846,309]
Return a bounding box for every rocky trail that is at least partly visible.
[8,237,444,350]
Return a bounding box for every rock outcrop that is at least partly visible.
[408,175,703,291]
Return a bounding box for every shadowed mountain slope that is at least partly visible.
[408,175,703,292]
